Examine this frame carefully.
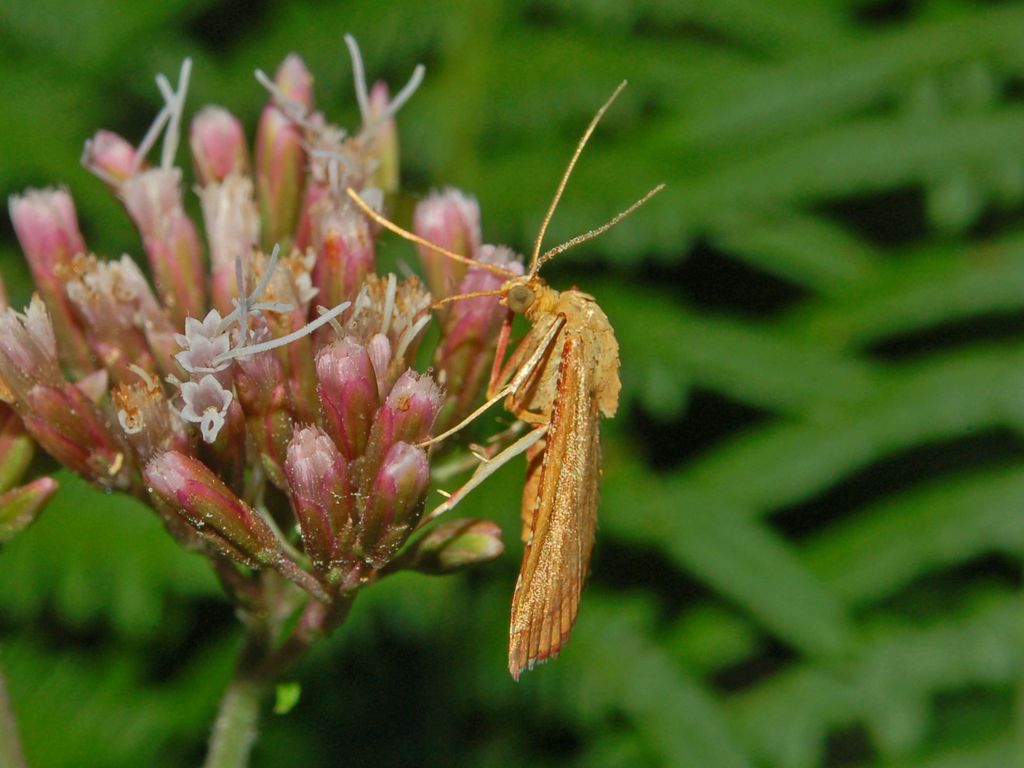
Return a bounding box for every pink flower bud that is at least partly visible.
[311,200,375,308]
[23,382,129,490]
[81,130,139,187]
[372,370,443,451]
[190,106,249,186]
[0,476,58,544]
[293,181,328,252]
[315,337,379,461]
[199,175,260,315]
[256,55,313,248]
[145,450,282,567]
[285,425,354,570]
[405,519,504,575]
[276,54,314,107]
[366,81,399,194]
[435,245,523,430]
[360,371,442,498]
[359,441,430,566]
[413,188,481,299]
[120,168,206,325]
[234,341,291,488]
[8,188,94,376]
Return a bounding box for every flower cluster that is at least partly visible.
[1,37,512,608]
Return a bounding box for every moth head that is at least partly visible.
[506,278,535,315]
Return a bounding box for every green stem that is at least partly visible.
[0,662,27,768]
[203,675,266,768]
[202,592,355,768]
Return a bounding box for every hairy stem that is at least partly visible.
[203,590,355,768]
[203,675,265,768]
[0,662,27,768]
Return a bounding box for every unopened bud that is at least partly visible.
[120,168,206,325]
[405,519,503,574]
[233,341,290,485]
[358,441,429,566]
[0,476,58,544]
[311,200,375,308]
[22,381,130,489]
[81,130,139,187]
[8,188,94,375]
[256,55,313,248]
[199,176,260,315]
[285,426,354,570]
[413,189,481,299]
[190,106,249,185]
[316,338,379,461]
[368,370,443,458]
[435,245,523,430]
[366,81,399,194]
[145,450,282,566]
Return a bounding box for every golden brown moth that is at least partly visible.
[347,80,662,678]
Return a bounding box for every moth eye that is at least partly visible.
[508,283,534,314]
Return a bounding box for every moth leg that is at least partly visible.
[487,314,566,400]
[417,425,549,529]
[486,308,515,397]
[417,315,564,449]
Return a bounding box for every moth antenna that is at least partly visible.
[538,183,665,267]
[345,188,518,279]
[430,288,505,310]
[530,80,627,276]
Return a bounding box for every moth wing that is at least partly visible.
[509,333,601,679]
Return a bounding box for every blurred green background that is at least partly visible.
[3,0,1024,766]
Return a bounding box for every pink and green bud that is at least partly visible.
[370,370,443,455]
[0,476,58,544]
[435,245,523,430]
[366,81,399,194]
[9,188,95,376]
[0,405,33,494]
[145,450,282,567]
[413,188,481,299]
[359,441,430,566]
[316,337,379,461]
[311,201,375,308]
[23,381,130,490]
[359,370,442,499]
[190,106,249,186]
[285,425,355,570]
[256,55,313,248]
[81,130,140,188]
[293,181,328,252]
[121,168,206,325]
[404,519,504,575]
[234,342,292,487]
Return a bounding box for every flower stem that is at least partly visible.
[202,591,355,768]
[0,662,27,768]
[203,675,266,768]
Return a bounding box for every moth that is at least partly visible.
[348,81,662,678]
